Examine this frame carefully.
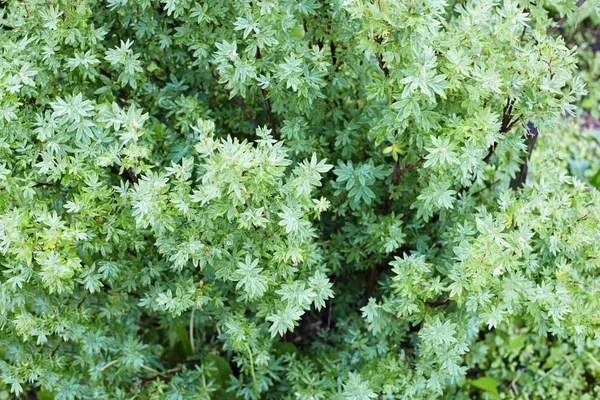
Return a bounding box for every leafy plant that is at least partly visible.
[1,0,600,399]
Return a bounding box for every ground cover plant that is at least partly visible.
[1,0,600,398]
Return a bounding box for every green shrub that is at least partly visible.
[1,0,600,398]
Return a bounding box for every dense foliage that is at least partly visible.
[1,0,600,398]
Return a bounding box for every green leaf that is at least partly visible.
[37,392,56,400]
[469,377,500,399]
[590,168,600,189]
[205,354,233,388]
[272,342,298,357]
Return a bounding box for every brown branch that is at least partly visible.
[461,97,529,195]
[521,24,528,40]
[212,73,259,128]
[156,358,201,365]
[500,97,515,133]
[51,344,60,358]
[483,144,497,164]
[510,122,538,190]
[261,89,277,139]
[510,371,523,396]
[520,11,532,40]
[371,35,390,77]
[256,48,278,140]
[111,165,138,184]
[471,179,500,197]
[376,53,389,77]
[232,95,258,127]
[484,97,522,164]
[326,299,333,331]
[365,267,377,300]
[547,0,587,34]
[391,160,401,186]
[330,40,337,66]
[33,181,54,188]
[227,90,259,128]
[426,298,450,308]
[76,296,87,310]
[140,367,182,385]
[384,156,421,214]
[505,113,524,132]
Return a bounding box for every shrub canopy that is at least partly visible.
[1,0,600,399]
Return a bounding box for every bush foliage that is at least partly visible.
[2,0,600,398]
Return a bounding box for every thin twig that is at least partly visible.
[326,299,333,331]
[156,358,201,365]
[212,73,259,128]
[100,359,120,372]
[140,367,182,384]
[471,180,500,197]
[228,91,259,128]
[483,97,524,164]
[51,345,60,358]
[255,48,278,140]
[246,344,260,399]
[425,298,450,308]
[256,47,279,140]
[521,24,528,40]
[520,11,532,41]
[141,365,166,377]
[189,307,196,354]
[261,88,278,139]
[209,315,222,336]
[547,0,587,34]
[76,296,87,309]
[510,371,522,396]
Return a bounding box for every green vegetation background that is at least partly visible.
[1,0,600,399]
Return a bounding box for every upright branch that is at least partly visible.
[384,153,421,214]
[462,97,524,196]
[330,40,337,67]
[371,35,390,77]
[510,122,539,190]
[500,98,522,134]
[325,19,337,67]
[261,88,278,140]
[391,160,401,186]
[376,53,389,77]
[256,48,279,140]
[383,162,399,216]
[483,97,522,163]
[480,97,539,190]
